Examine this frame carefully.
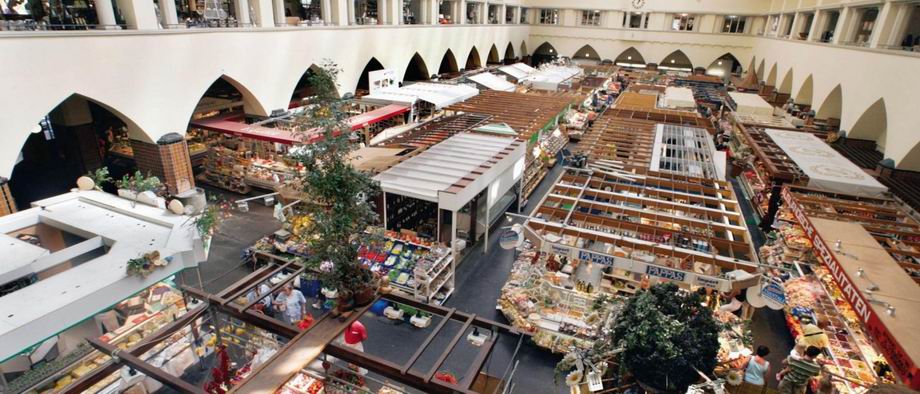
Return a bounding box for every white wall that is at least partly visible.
[0,25,528,178]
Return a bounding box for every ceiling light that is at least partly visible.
[671,59,675,63]
[549,48,554,53]
[718,61,723,65]
[681,13,688,17]
[627,56,632,60]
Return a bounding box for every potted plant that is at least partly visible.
[116,171,165,208]
[288,61,380,314]
[612,283,721,392]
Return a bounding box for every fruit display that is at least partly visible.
[357,230,452,304]
[278,371,324,394]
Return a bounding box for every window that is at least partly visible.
[505,6,514,23]
[782,14,794,36]
[581,10,601,26]
[628,12,645,29]
[539,8,559,25]
[520,8,529,24]
[853,7,879,45]
[722,15,746,33]
[672,14,695,31]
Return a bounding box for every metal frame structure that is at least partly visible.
[63,257,527,394]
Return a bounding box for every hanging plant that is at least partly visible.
[126,251,169,277]
[188,196,234,239]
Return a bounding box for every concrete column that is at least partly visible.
[832,7,852,44]
[321,0,332,23]
[870,1,900,48]
[388,0,400,24]
[272,0,285,25]
[157,0,178,27]
[887,3,915,47]
[806,11,820,41]
[790,12,802,38]
[639,12,646,29]
[458,0,466,24]
[430,0,439,24]
[114,0,160,29]
[93,0,118,27]
[346,0,355,24]
[130,134,195,195]
[234,0,251,26]
[498,3,505,24]
[418,0,427,23]
[377,0,387,24]
[251,0,275,27]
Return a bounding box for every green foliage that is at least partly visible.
[289,61,378,292]
[117,171,162,194]
[613,283,720,392]
[86,167,113,190]
[126,256,152,277]
[191,196,233,239]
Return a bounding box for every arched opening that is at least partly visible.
[815,85,842,121]
[898,143,920,171]
[465,47,482,70]
[766,64,778,86]
[503,42,516,64]
[356,57,386,94]
[520,41,528,57]
[778,68,794,94]
[532,42,558,66]
[614,47,645,67]
[487,44,501,65]
[403,53,431,82]
[438,49,460,77]
[573,44,601,63]
[706,53,742,77]
[660,50,693,71]
[848,98,887,142]
[794,74,814,106]
[290,64,340,108]
[757,59,766,80]
[8,95,142,208]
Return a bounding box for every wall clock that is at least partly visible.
[632,0,645,9]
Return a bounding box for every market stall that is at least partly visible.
[769,205,920,390]
[497,62,536,83]
[660,86,697,110]
[650,123,726,180]
[727,91,774,117]
[520,64,584,91]
[374,133,526,275]
[466,72,516,92]
[360,82,479,122]
[0,190,208,393]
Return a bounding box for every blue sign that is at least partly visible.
[646,265,687,281]
[761,281,786,308]
[577,250,616,266]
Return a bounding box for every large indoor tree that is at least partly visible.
[613,283,721,392]
[290,61,379,309]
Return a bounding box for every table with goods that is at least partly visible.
[201,135,305,194]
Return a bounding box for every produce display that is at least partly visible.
[277,371,324,394]
[498,241,625,353]
[358,228,453,305]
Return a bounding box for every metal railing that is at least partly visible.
[0,20,126,31]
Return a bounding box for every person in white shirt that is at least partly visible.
[273,284,307,324]
[246,282,273,313]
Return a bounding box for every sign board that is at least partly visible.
[499,225,524,250]
[368,69,397,94]
[539,241,731,292]
[782,186,919,389]
[760,279,785,310]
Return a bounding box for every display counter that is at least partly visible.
[359,228,454,305]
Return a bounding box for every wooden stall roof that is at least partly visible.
[374,113,491,151]
[445,90,575,142]
[614,91,658,109]
[734,122,809,183]
[680,74,725,84]
[604,107,713,132]
[782,185,920,284]
[577,115,658,169]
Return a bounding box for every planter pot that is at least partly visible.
[410,314,431,328]
[136,190,166,208]
[353,286,376,307]
[383,306,404,320]
[117,189,137,200]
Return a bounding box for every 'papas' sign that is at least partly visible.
[782,188,919,389]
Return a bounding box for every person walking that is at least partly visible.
[777,346,823,394]
[742,345,771,394]
[273,284,308,325]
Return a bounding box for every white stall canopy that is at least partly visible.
[0,191,206,362]
[468,73,516,92]
[523,65,584,91]
[729,92,774,117]
[497,63,536,81]
[661,87,696,109]
[765,129,888,197]
[374,133,525,212]
[361,82,479,109]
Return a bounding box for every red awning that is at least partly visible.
[190,112,303,145]
[347,104,409,131]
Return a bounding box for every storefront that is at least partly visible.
[768,186,920,390]
[0,189,208,393]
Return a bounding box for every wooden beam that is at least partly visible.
[86,337,207,394]
[425,314,475,383]
[401,308,455,374]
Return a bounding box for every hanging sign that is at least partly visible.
[577,250,616,266]
[645,265,686,281]
[499,225,524,250]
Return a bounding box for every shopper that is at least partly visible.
[777,346,823,394]
[742,345,771,393]
[246,281,274,315]
[274,284,308,325]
